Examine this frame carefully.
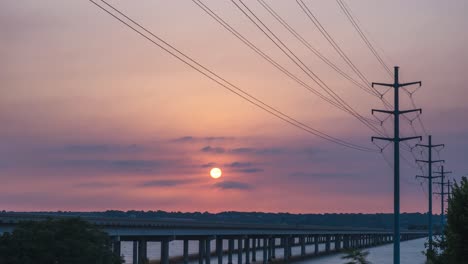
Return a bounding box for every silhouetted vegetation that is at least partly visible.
[424,177,468,264]
[0,218,123,264]
[342,249,371,264]
[3,210,439,230]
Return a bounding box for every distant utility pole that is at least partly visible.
[447,180,453,202]
[415,135,444,252]
[371,66,422,264]
[434,165,452,237]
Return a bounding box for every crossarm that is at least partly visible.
[372,82,393,88]
[399,81,422,87]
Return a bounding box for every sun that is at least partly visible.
[210,168,222,179]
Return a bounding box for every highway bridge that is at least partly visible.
[0,213,426,264]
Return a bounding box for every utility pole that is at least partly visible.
[434,166,452,237]
[415,135,444,252]
[447,180,453,202]
[371,66,422,264]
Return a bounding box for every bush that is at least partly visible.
[425,176,468,263]
[342,249,372,264]
[0,218,123,264]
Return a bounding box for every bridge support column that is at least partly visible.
[183,239,189,264]
[325,235,331,253]
[262,238,268,264]
[133,241,139,264]
[245,238,250,264]
[205,239,211,264]
[112,237,121,258]
[271,237,276,259]
[335,235,340,251]
[267,238,271,261]
[287,237,292,259]
[216,238,223,264]
[237,238,243,264]
[138,239,147,264]
[228,239,234,264]
[283,237,289,262]
[161,238,169,264]
[252,238,256,262]
[314,235,319,255]
[199,239,205,264]
[300,236,305,256]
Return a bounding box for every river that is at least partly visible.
[121,237,427,264]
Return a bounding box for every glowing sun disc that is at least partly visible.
[210,168,222,179]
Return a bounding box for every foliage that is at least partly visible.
[341,249,371,264]
[0,218,123,264]
[424,176,468,264]
[20,210,439,230]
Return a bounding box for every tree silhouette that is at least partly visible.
[341,249,372,264]
[0,218,123,264]
[424,176,468,263]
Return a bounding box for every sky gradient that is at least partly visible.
[1,0,468,213]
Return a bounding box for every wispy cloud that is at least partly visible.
[61,144,144,153]
[225,162,263,173]
[139,179,196,187]
[214,181,252,190]
[237,168,263,173]
[74,182,118,188]
[201,146,225,153]
[227,162,252,168]
[53,159,177,174]
[172,136,234,143]
[200,162,216,168]
[289,172,358,178]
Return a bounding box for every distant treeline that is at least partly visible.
[6,210,442,231]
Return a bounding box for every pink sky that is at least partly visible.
[1,0,467,213]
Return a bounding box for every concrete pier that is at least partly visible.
[160,238,169,264]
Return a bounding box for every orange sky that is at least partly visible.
[1,0,468,213]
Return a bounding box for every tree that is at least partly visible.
[341,249,372,264]
[0,218,123,264]
[425,176,468,264]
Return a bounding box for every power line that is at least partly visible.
[190,0,357,118]
[296,0,375,99]
[336,0,393,76]
[296,0,427,161]
[89,0,377,153]
[256,0,377,97]
[399,69,429,138]
[231,0,386,137]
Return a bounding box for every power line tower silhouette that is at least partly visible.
[434,165,452,239]
[415,135,445,252]
[371,66,422,264]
